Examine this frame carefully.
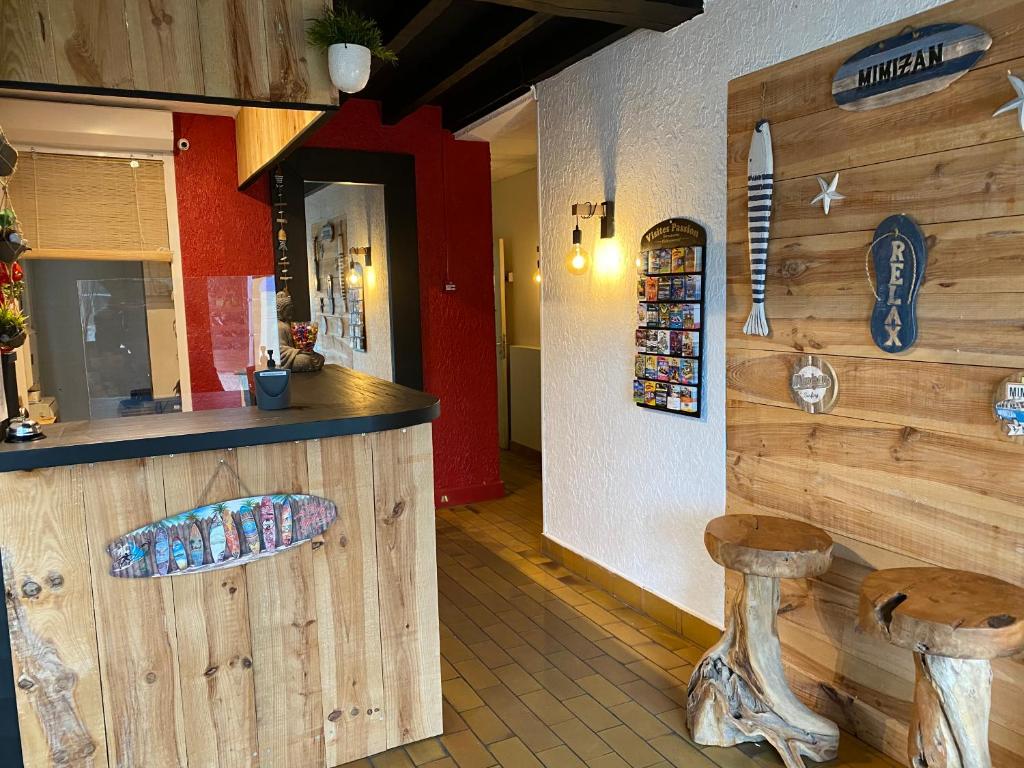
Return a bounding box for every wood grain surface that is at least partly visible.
[162,449,258,768]
[0,0,338,106]
[371,425,444,748]
[0,467,107,768]
[307,435,388,765]
[0,428,441,767]
[726,2,1024,765]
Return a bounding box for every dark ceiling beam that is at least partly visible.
[370,0,454,78]
[437,18,634,131]
[384,13,552,125]
[468,0,701,32]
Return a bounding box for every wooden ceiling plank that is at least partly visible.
[468,0,701,32]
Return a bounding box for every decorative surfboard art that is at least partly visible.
[107,494,338,578]
[743,120,773,337]
[994,373,1024,439]
[789,355,839,414]
[869,214,927,353]
[832,23,991,111]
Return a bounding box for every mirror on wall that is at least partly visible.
[304,182,393,382]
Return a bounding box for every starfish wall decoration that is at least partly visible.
[994,72,1024,133]
[810,173,845,216]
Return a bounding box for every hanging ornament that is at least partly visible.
[810,173,845,215]
[993,71,1024,134]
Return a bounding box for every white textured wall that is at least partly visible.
[537,0,946,626]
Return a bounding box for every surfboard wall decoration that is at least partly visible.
[107,494,338,578]
[832,23,991,111]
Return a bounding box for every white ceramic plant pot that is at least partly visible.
[328,43,372,94]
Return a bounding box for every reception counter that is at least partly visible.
[0,366,443,768]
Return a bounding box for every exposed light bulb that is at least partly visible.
[129,158,140,169]
[533,269,542,284]
[348,264,361,286]
[565,224,588,275]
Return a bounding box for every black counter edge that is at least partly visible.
[0,400,440,473]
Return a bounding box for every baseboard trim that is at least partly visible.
[436,481,505,508]
[542,534,722,650]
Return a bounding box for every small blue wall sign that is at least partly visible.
[994,373,1024,439]
[869,215,927,354]
[832,23,991,111]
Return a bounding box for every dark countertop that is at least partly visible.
[0,365,439,473]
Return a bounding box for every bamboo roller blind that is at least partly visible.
[5,152,170,260]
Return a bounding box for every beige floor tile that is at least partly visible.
[550,718,616,761]
[588,654,641,685]
[649,734,720,768]
[545,649,596,680]
[443,676,485,712]
[492,662,543,695]
[578,674,632,708]
[454,658,502,691]
[536,745,588,768]
[489,736,546,768]
[519,688,576,725]
[371,749,415,767]
[533,667,585,700]
[439,729,497,768]
[563,694,621,732]
[404,738,448,765]
[609,701,671,740]
[598,724,665,767]
[463,705,513,745]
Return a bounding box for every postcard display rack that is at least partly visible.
[633,218,705,417]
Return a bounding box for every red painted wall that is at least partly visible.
[173,113,272,411]
[173,103,503,504]
[305,101,503,504]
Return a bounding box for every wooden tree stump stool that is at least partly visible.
[687,515,840,768]
[859,567,1024,768]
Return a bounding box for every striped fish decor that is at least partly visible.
[743,120,773,337]
[832,23,991,111]
[107,494,338,578]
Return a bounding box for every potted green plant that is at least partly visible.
[0,302,26,352]
[307,3,397,94]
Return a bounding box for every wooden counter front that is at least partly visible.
[0,426,441,768]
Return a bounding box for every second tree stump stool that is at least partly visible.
[859,567,1024,768]
[687,514,840,768]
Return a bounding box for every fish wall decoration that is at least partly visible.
[832,23,991,111]
[108,494,338,578]
[743,120,773,337]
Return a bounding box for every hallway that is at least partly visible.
[342,453,898,768]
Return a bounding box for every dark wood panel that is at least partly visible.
[468,0,701,31]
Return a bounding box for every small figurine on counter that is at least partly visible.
[276,291,325,372]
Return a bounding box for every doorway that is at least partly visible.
[458,94,541,468]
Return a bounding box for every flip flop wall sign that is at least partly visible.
[107,494,337,578]
[869,215,927,354]
[832,23,991,111]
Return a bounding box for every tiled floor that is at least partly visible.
[342,452,901,768]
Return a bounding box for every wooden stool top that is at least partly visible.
[704,515,833,579]
[859,567,1024,660]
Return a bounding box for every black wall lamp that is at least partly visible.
[567,201,615,275]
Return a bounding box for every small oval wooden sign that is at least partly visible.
[832,23,991,111]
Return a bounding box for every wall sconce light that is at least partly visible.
[350,246,372,268]
[567,200,615,275]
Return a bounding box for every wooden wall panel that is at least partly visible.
[235,106,327,187]
[0,467,108,768]
[82,458,188,768]
[0,0,338,107]
[125,0,204,94]
[238,442,325,768]
[307,435,388,765]
[726,2,1024,766]
[161,449,258,768]
[370,425,444,748]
